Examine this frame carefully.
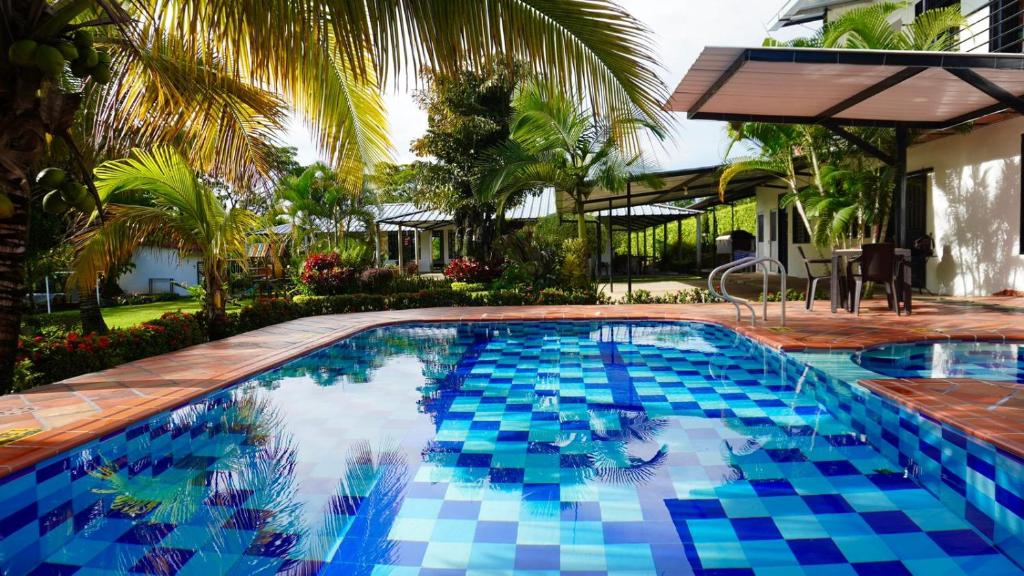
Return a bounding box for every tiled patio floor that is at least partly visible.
[1,296,1023,477]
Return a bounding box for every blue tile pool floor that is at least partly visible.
[1,322,1021,575]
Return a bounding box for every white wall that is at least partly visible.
[908,116,1024,296]
[118,247,201,296]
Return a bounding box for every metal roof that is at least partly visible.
[594,203,701,231]
[571,164,789,213]
[668,46,1024,129]
[376,189,558,230]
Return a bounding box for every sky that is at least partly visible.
[283,0,815,172]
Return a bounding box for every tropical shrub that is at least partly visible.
[560,238,591,290]
[619,288,719,305]
[16,312,205,389]
[443,257,502,283]
[299,252,358,295]
[451,282,488,292]
[359,267,396,292]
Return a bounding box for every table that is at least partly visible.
[830,247,911,313]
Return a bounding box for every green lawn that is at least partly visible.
[23,298,249,334]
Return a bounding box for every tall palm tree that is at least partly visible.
[71,146,258,321]
[0,0,670,390]
[480,82,662,245]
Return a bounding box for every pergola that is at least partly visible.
[667,45,1024,248]
[592,203,701,291]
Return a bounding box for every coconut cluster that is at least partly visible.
[7,29,111,84]
[38,168,96,216]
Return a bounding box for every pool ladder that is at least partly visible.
[708,256,787,327]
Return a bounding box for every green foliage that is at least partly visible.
[759,289,804,303]
[619,288,719,305]
[560,238,591,290]
[15,312,206,391]
[451,282,487,292]
[479,82,663,244]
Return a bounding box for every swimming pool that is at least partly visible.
[853,341,1024,382]
[1,321,1022,575]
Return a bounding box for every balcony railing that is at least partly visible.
[952,0,1024,53]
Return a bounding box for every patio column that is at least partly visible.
[607,201,614,291]
[695,214,703,273]
[397,225,404,270]
[677,219,683,266]
[413,229,420,271]
[594,219,601,281]
[374,223,381,267]
[626,181,633,297]
[896,126,909,248]
[662,222,668,269]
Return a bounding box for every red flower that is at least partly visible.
[67,332,79,342]
[98,336,110,348]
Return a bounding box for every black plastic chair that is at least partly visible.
[798,246,833,311]
[846,243,901,316]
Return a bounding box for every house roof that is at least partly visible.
[376,189,559,230]
[667,46,1024,130]
[568,164,789,213]
[594,203,701,230]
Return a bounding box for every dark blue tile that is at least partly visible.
[814,460,860,476]
[749,479,796,497]
[204,489,253,507]
[224,508,274,531]
[522,483,560,501]
[665,499,727,520]
[802,494,854,515]
[861,511,919,534]
[966,502,996,539]
[27,563,80,576]
[766,448,806,463]
[560,454,592,469]
[928,529,998,556]
[455,453,492,468]
[731,517,782,541]
[787,538,847,565]
[867,473,917,491]
[489,467,524,484]
[39,501,73,535]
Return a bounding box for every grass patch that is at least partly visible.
[23,298,250,334]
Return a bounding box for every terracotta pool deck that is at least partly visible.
[1,296,1023,477]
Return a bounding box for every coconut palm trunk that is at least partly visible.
[574,195,589,248]
[0,187,31,393]
[78,278,108,334]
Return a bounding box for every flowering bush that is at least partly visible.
[299,252,358,295]
[15,312,205,390]
[443,257,502,283]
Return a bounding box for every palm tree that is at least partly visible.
[71,146,258,321]
[480,82,663,245]
[1,0,670,390]
[274,163,377,258]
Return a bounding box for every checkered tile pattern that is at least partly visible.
[1,322,1021,575]
[851,341,1024,382]
[791,348,1024,570]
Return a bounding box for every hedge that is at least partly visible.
[12,288,604,392]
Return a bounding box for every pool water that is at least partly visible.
[1,322,1021,575]
[853,341,1024,382]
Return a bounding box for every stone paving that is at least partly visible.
[1,296,1023,477]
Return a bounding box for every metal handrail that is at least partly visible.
[708,257,787,327]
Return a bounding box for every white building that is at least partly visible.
[117,246,201,296]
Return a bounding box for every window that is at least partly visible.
[387,231,399,260]
[792,215,812,244]
[757,214,765,242]
[915,0,959,16]
[769,210,777,242]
